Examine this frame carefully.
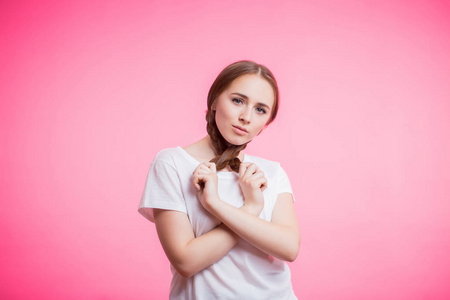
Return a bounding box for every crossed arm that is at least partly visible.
[153,163,300,278]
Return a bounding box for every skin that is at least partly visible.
[213,74,275,147]
[153,74,301,278]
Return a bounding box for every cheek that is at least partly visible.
[214,109,227,125]
[216,104,235,121]
[214,110,231,135]
[254,116,270,130]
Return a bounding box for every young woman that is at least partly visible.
[139,60,300,299]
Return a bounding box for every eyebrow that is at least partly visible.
[231,93,271,110]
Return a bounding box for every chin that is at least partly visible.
[223,135,252,146]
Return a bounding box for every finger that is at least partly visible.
[195,168,210,175]
[260,177,268,192]
[199,162,217,174]
[197,174,207,189]
[254,177,267,191]
[192,174,201,191]
[194,162,213,171]
[243,163,258,181]
[199,164,211,172]
[201,162,214,168]
[241,163,254,180]
[248,163,260,175]
[249,171,265,180]
[193,172,210,190]
[239,162,251,179]
[193,163,207,175]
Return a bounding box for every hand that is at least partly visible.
[238,162,267,216]
[192,162,219,212]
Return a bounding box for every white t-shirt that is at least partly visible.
[139,147,297,300]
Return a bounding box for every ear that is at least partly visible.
[211,101,217,111]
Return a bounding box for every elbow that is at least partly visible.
[168,250,207,278]
[172,262,198,278]
[283,237,301,262]
[281,246,299,262]
[285,248,299,262]
[177,269,194,279]
[275,244,299,262]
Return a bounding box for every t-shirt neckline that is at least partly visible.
[176,146,247,175]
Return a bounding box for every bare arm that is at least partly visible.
[199,162,300,262]
[153,209,240,278]
[153,162,263,278]
[204,192,300,262]
[154,161,299,280]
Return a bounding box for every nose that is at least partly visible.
[239,107,251,124]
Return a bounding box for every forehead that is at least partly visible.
[226,74,275,107]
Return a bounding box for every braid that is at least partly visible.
[206,109,247,172]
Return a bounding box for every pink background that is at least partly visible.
[1,0,449,299]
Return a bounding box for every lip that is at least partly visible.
[232,125,248,135]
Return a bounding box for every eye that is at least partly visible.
[232,97,244,104]
[256,107,267,114]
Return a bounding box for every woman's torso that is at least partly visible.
[166,147,297,300]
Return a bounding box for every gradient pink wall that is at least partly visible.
[1,0,449,299]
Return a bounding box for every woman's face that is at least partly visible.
[213,74,275,146]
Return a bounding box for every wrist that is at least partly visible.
[204,193,221,214]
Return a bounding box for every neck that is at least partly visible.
[205,135,245,162]
[198,135,217,159]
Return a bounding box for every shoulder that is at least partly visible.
[148,147,183,172]
[153,147,182,164]
[151,146,197,174]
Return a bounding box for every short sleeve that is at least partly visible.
[138,154,187,223]
[276,165,295,202]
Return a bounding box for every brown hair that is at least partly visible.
[206,60,279,172]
